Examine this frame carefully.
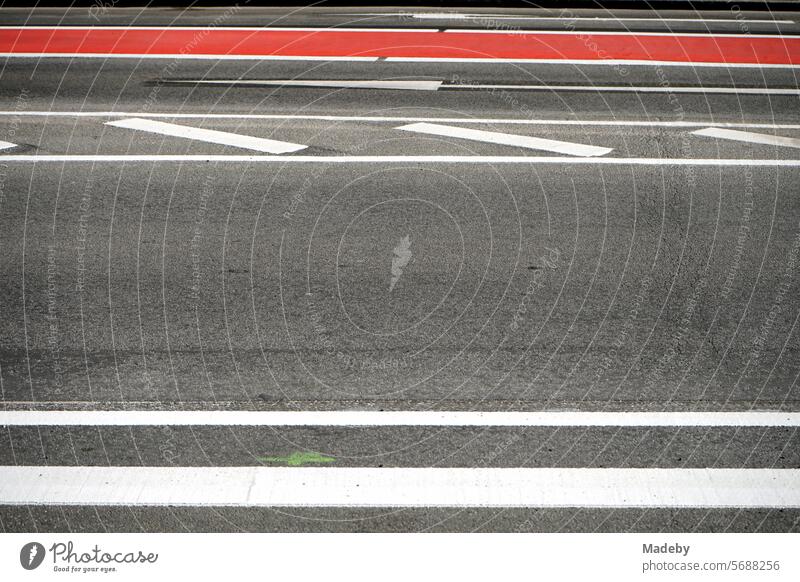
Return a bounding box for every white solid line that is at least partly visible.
[3,112,800,130]
[0,53,380,62]
[450,84,800,96]
[0,140,15,150]
[105,117,307,154]
[398,14,795,24]
[0,26,439,33]
[1,467,798,507]
[2,155,800,166]
[398,122,613,156]
[443,28,793,38]
[2,410,800,427]
[168,79,444,91]
[693,127,800,149]
[383,57,800,69]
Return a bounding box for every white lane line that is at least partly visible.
[383,57,800,69]
[2,467,798,507]
[393,14,795,24]
[3,155,800,166]
[443,29,793,38]
[448,84,800,96]
[397,122,613,156]
[2,53,797,68]
[166,79,443,91]
[105,117,307,154]
[693,127,800,150]
[0,26,439,32]
[3,410,800,426]
[4,112,800,130]
[0,53,380,62]
[0,140,15,150]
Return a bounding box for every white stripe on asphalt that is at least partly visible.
[449,84,800,96]
[159,81,799,96]
[3,155,799,166]
[443,29,792,38]
[397,122,613,156]
[1,467,798,507]
[693,127,800,149]
[0,140,15,150]
[383,57,800,69]
[4,112,800,130]
[105,117,307,154]
[2,410,800,426]
[2,53,797,68]
[395,14,795,24]
[166,79,443,91]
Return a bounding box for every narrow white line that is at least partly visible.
[397,122,613,156]
[693,127,800,149]
[0,53,380,62]
[450,84,800,96]
[3,155,800,166]
[0,26,440,32]
[2,467,798,507]
[3,112,800,130]
[383,57,800,69]
[395,14,795,24]
[2,410,800,427]
[0,140,15,150]
[168,79,443,91]
[105,117,307,154]
[443,28,794,38]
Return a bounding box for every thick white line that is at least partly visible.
[4,155,797,166]
[2,410,799,427]
[693,127,800,149]
[105,117,307,154]
[1,467,798,507]
[3,112,800,130]
[450,84,800,96]
[0,140,15,150]
[383,57,800,69]
[168,79,443,91]
[398,122,613,156]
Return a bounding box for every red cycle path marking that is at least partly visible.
[0,28,797,64]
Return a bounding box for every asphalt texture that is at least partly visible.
[1,5,799,532]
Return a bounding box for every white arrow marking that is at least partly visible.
[693,127,800,149]
[165,79,443,91]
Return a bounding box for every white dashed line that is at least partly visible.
[397,122,613,156]
[105,117,307,154]
[693,127,800,149]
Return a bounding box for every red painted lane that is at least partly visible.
[0,27,798,64]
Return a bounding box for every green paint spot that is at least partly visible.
[258,451,336,467]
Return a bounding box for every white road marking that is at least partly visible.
[448,84,800,96]
[1,53,797,68]
[0,53,380,62]
[398,122,613,156]
[3,155,800,166]
[0,140,15,150]
[0,26,438,32]
[105,117,307,154]
[166,79,443,91]
[693,127,800,149]
[2,467,798,507]
[383,57,800,69]
[2,410,800,427]
[444,29,792,38]
[390,14,795,24]
[3,112,800,130]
